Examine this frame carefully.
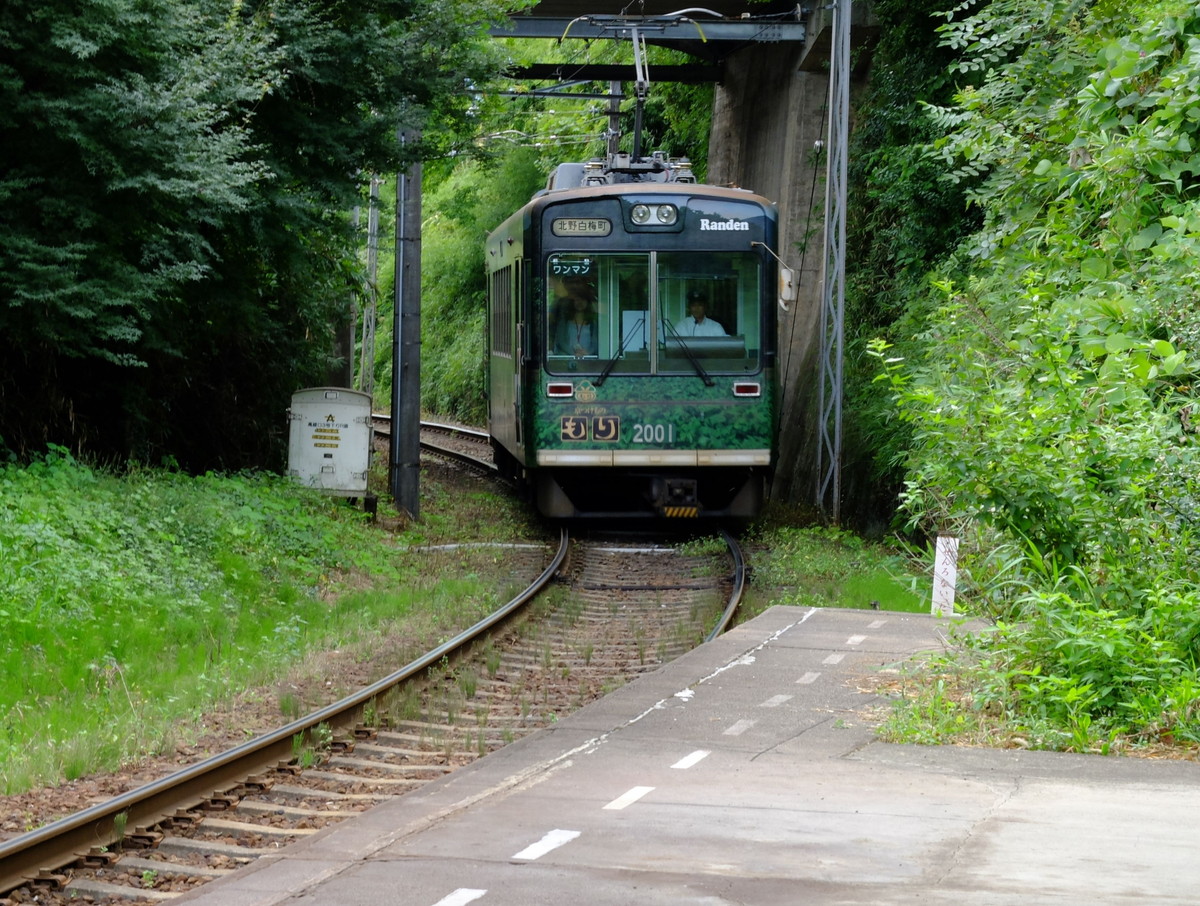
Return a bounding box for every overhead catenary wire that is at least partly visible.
[494,33,641,154]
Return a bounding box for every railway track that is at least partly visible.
[0,529,565,903]
[372,415,496,475]
[0,517,748,905]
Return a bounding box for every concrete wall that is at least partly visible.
[708,6,874,513]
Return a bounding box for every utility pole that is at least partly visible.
[391,133,421,519]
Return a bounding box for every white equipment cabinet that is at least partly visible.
[287,387,372,496]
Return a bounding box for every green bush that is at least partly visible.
[869,3,1200,750]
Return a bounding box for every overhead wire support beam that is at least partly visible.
[491,17,805,44]
[504,64,720,84]
[494,90,627,100]
[816,0,850,524]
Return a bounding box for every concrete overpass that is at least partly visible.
[491,1,879,513]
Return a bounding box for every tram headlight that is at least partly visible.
[631,203,678,226]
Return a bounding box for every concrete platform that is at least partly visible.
[173,606,1200,905]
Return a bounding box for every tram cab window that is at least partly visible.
[543,251,760,375]
[546,253,647,373]
[546,260,602,361]
[657,252,760,373]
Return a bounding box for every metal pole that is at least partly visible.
[817,0,850,524]
[391,132,422,518]
[607,81,621,157]
[359,177,380,399]
[630,27,648,161]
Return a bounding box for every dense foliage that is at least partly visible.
[839,0,982,526]
[418,149,547,423]
[0,0,516,469]
[873,1,1200,749]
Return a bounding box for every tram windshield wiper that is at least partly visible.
[595,317,645,386]
[661,319,715,386]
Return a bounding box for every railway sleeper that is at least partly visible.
[117,854,232,879]
[65,876,176,902]
[233,800,360,820]
[300,769,424,788]
[196,816,317,838]
[155,835,271,859]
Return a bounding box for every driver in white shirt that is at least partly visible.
[680,290,727,336]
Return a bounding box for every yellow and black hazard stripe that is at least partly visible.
[662,506,699,518]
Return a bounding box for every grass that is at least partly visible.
[0,447,537,795]
[741,519,931,619]
[0,448,935,795]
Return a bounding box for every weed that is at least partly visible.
[391,686,421,724]
[561,596,583,627]
[113,810,129,847]
[291,723,332,769]
[749,525,929,619]
[313,722,333,752]
[484,644,502,677]
[279,693,302,722]
[1,457,502,793]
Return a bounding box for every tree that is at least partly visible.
[0,0,520,468]
[837,0,981,529]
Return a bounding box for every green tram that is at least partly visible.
[485,152,780,520]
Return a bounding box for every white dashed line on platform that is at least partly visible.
[511,829,581,861]
[604,786,655,810]
[432,890,487,906]
[724,719,756,736]
[671,750,710,769]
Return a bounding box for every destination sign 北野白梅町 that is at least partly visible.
[551,218,612,237]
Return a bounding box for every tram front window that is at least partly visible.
[656,252,760,374]
[543,251,761,375]
[546,253,647,373]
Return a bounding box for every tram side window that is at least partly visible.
[490,265,512,356]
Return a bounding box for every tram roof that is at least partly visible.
[527,180,777,212]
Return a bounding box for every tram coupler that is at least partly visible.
[653,478,700,518]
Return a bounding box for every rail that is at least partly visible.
[706,529,748,641]
[0,527,570,897]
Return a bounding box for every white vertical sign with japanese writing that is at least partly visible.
[932,536,959,617]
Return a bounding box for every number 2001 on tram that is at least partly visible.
[485,153,781,521]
